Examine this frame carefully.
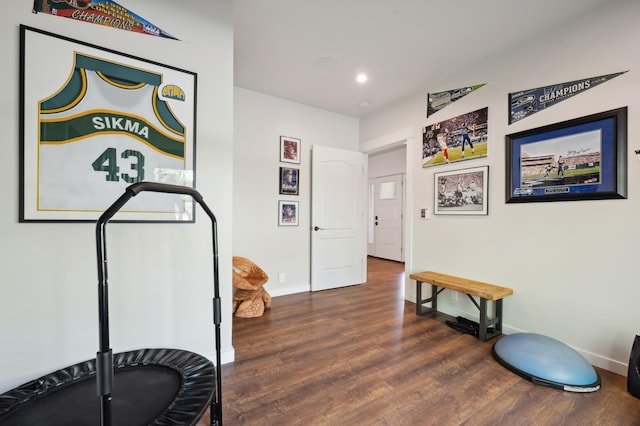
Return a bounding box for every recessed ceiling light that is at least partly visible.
[356,73,368,83]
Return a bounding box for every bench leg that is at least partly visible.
[494,299,503,335]
[416,281,438,316]
[416,281,505,341]
[479,299,488,341]
[478,298,503,342]
[431,284,437,313]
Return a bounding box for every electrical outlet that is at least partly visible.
[278,272,286,283]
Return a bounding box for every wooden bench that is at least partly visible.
[410,271,513,341]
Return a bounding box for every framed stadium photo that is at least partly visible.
[19,26,197,222]
[506,107,627,203]
[434,166,489,215]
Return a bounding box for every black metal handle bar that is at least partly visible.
[94,181,222,426]
[97,182,205,225]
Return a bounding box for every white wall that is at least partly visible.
[233,88,359,296]
[0,0,234,392]
[368,147,406,179]
[359,0,640,375]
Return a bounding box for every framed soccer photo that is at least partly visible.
[506,107,627,203]
[19,26,197,222]
[278,200,299,226]
[434,166,489,215]
[280,136,301,164]
[279,167,299,195]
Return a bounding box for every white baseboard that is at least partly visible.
[207,347,235,365]
[267,285,309,298]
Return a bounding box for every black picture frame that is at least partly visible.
[506,107,627,203]
[19,25,197,222]
[279,167,299,195]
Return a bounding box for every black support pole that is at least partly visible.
[95,182,223,426]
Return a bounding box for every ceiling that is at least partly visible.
[233,0,611,118]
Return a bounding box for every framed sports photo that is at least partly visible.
[278,200,299,226]
[434,166,489,215]
[280,136,301,164]
[19,25,197,222]
[506,107,627,203]
[422,107,488,168]
[279,167,299,195]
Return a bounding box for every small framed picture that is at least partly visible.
[278,200,298,226]
[279,167,299,195]
[435,165,489,215]
[280,136,301,164]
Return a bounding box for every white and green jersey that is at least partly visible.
[38,53,188,213]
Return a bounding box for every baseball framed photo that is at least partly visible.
[19,26,197,222]
[506,107,627,203]
[278,200,299,226]
[279,167,299,195]
[280,136,301,164]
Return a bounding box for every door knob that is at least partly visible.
[313,226,324,231]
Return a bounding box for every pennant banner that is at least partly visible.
[33,0,178,40]
[509,72,627,124]
[427,84,486,117]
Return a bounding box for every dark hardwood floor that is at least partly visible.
[203,256,640,425]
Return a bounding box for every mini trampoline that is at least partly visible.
[493,333,600,393]
[0,183,223,425]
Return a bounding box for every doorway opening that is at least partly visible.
[367,144,406,262]
[368,173,404,261]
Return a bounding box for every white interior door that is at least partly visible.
[368,174,404,261]
[311,145,367,291]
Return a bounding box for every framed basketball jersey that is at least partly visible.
[20,25,197,222]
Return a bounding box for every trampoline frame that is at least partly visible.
[0,348,215,424]
[95,182,223,425]
[0,182,223,426]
